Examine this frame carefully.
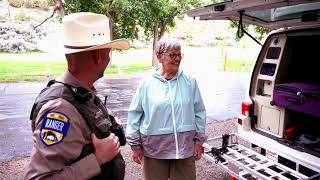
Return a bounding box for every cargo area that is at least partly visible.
[252,30,320,157]
[284,110,320,157]
[277,33,320,157]
[280,34,320,84]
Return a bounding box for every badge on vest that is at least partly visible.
[40,112,70,146]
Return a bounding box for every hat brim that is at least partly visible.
[64,39,130,54]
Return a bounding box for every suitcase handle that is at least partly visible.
[285,97,304,104]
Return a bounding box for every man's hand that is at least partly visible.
[92,133,120,165]
[193,144,204,161]
[132,149,143,164]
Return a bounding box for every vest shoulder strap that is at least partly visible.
[29,80,112,139]
[30,83,74,131]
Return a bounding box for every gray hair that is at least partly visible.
[155,37,181,54]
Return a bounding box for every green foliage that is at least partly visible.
[15,10,30,21]
[63,0,202,41]
[8,0,24,8]
[64,0,140,40]
[229,21,271,41]
[254,26,271,41]
[24,0,51,10]
[137,0,202,39]
[229,21,248,41]
[0,15,7,20]
[24,0,39,9]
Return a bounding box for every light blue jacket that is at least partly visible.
[126,68,206,149]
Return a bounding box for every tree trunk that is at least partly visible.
[159,25,166,39]
[152,22,160,67]
[108,13,115,40]
[53,0,66,16]
[108,15,115,67]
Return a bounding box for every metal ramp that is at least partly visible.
[202,134,320,180]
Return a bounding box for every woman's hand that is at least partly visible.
[193,144,204,160]
[132,149,143,164]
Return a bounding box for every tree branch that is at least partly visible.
[159,10,179,38]
[33,0,66,29]
[33,7,57,29]
[103,0,114,16]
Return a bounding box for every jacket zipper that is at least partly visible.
[168,81,179,159]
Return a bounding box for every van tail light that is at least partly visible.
[241,102,251,116]
[238,118,242,125]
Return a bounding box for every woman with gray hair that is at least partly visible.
[126,37,207,180]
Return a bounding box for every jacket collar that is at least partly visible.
[153,67,183,82]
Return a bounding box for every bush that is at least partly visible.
[39,0,51,10]
[47,0,55,6]
[24,0,38,8]
[8,0,24,8]
[0,15,7,21]
[0,22,47,52]
[24,0,51,10]
[15,10,30,21]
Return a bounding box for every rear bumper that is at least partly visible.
[238,127,320,172]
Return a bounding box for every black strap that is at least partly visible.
[48,80,93,102]
[237,10,245,38]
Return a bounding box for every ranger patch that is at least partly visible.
[40,112,70,146]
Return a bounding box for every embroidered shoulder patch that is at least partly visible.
[40,112,70,146]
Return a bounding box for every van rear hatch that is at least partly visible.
[187,0,320,29]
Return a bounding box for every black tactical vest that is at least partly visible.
[30,80,125,180]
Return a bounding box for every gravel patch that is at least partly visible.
[0,119,237,180]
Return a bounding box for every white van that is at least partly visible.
[188,1,320,179]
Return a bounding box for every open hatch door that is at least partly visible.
[187,0,320,30]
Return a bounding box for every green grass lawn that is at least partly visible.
[0,49,154,82]
[0,47,257,82]
[0,59,151,81]
[0,59,66,81]
[219,57,255,72]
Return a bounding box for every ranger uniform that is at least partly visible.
[24,71,125,180]
[24,12,130,180]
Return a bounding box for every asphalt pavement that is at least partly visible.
[0,69,250,162]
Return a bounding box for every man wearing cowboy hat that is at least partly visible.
[24,12,130,180]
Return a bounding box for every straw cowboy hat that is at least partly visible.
[63,12,130,54]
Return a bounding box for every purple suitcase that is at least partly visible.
[273,83,320,117]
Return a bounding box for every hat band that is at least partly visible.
[64,45,94,49]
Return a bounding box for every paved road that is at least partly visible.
[0,70,250,162]
[0,47,253,161]
[0,75,142,161]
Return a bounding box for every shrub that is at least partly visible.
[0,15,7,21]
[24,0,39,9]
[15,10,30,21]
[39,0,51,10]
[8,0,24,8]
[24,0,51,10]
[0,22,47,52]
[47,0,55,6]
